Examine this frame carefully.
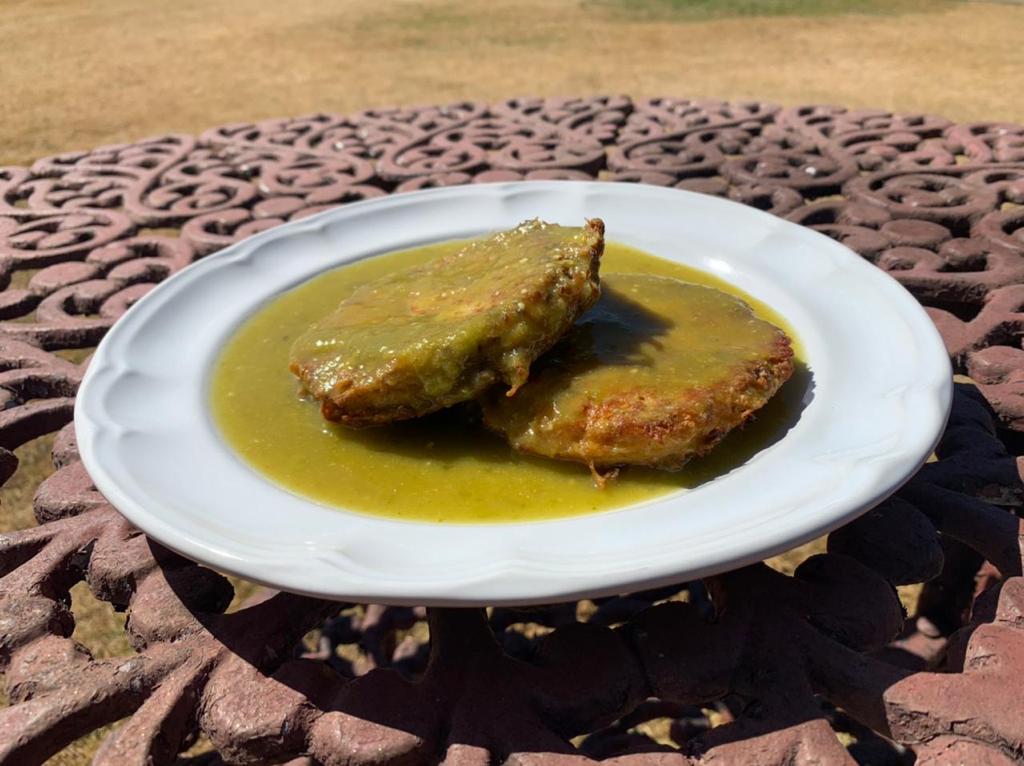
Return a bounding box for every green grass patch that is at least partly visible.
[592,0,960,21]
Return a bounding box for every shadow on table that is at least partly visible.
[160,383,1024,765]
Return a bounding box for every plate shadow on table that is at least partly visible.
[160,382,1017,766]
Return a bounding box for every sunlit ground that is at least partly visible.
[1,0,1021,165]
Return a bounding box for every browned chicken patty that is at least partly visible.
[482,273,794,472]
[289,219,604,427]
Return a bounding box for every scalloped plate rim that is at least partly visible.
[74,181,952,606]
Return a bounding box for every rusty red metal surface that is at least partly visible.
[0,97,1022,765]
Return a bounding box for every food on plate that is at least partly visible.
[215,236,801,521]
[289,219,604,427]
[482,274,794,479]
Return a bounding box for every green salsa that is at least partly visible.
[210,240,805,523]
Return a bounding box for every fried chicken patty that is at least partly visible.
[482,273,794,471]
[289,219,604,427]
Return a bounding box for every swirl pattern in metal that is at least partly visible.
[0,97,1022,765]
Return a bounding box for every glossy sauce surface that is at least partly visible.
[211,240,806,523]
[482,273,794,468]
[289,220,601,410]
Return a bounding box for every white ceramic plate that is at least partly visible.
[75,182,951,606]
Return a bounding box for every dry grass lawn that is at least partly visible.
[1,0,1022,166]
[0,1,1017,763]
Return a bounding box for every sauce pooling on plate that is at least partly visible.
[211,241,806,523]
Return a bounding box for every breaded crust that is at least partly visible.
[482,273,795,471]
[289,219,604,427]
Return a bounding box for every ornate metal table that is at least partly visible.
[0,97,1022,766]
